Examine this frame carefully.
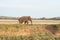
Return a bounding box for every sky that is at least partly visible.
[0,0,60,18]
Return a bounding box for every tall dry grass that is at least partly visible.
[0,24,60,40]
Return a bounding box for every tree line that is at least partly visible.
[0,16,60,20]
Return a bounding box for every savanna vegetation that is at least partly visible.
[0,24,60,40]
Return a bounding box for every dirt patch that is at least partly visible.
[45,25,60,37]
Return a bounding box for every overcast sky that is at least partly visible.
[0,0,60,18]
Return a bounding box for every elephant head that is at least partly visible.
[18,16,32,24]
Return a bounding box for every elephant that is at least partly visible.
[18,16,32,24]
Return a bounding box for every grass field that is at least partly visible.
[0,24,60,40]
[0,19,60,40]
[0,19,60,24]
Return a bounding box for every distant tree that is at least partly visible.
[40,17,47,20]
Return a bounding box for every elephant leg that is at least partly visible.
[24,21,28,24]
[24,21,27,24]
[26,21,29,24]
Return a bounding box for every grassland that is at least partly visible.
[0,19,60,24]
[0,24,60,40]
